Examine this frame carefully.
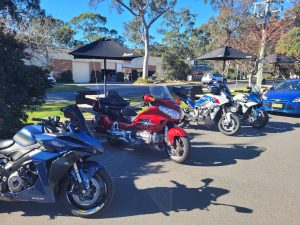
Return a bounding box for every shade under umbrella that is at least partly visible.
[197,46,256,71]
[69,38,141,96]
[262,54,296,64]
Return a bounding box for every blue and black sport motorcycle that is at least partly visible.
[0,105,113,217]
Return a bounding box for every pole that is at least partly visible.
[104,58,107,97]
[256,0,271,89]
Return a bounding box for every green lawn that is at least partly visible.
[26,101,75,124]
[47,84,89,93]
[25,96,143,125]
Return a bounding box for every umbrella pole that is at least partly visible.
[104,58,107,97]
[223,60,226,83]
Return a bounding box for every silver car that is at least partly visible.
[47,73,56,85]
[201,72,226,84]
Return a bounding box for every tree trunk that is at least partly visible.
[142,29,150,80]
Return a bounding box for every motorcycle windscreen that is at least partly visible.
[149,86,173,100]
[61,104,92,135]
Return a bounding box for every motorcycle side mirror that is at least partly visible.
[144,94,156,102]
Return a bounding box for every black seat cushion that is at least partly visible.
[107,91,129,109]
[121,107,138,117]
[0,139,15,150]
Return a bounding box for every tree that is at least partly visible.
[276,27,300,59]
[0,0,45,26]
[90,0,177,79]
[69,13,124,44]
[0,28,48,138]
[162,52,191,80]
[160,8,196,58]
[203,0,253,47]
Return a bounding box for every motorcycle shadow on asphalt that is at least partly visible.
[0,144,253,219]
[237,121,300,137]
[187,144,266,167]
[101,178,253,219]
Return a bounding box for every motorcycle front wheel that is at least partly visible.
[251,110,269,129]
[218,113,241,136]
[167,137,190,164]
[62,168,113,217]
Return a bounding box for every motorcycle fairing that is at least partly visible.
[166,127,187,145]
[13,125,44,147]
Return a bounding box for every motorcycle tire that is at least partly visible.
[61,167,114,217]
[167,137,190,164]
[218,113,241,136]
[252,110,269,129]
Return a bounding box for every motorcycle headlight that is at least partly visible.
[292,98,300,103]
[158,106,181,120]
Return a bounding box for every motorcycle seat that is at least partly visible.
[107,91,130,109]
[0,139,15,150]
[120,106,137,123]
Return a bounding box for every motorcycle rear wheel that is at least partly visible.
[62,168,113,217]
[167,137,190,164]
[218,113,241,136]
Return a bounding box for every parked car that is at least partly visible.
[201,72,227,84]
[47,72,56,85]
[263,79,300,115]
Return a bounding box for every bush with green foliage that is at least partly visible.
[131,70,139,81]
[162,53,191,80]
[0,29,48,138]
[57,70,73,83]
[116,72,125,82]
[90,70,103,83]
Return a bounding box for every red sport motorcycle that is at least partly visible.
[92,86,190,164]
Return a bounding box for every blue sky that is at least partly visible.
[40,0,216,44]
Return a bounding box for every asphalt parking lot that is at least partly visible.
[1,113,300,225]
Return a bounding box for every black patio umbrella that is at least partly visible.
[262,54,298,82]
[69,38,141,96]
[262,54,296,64]
[196,46,256,71]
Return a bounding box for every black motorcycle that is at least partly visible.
[0,105,113,217]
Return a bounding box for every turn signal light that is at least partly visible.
[175,98,182,105]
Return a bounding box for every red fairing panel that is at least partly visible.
[166,127,188,144]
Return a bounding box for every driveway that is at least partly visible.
[1,114,300,225]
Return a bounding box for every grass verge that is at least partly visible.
[47,84,89,93]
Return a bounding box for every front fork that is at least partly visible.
[222,108,232,124]
[72,162,90,193]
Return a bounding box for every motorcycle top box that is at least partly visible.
[93,86,190,164]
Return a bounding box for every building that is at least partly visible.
[25,48,164,83]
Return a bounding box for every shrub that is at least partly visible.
[58,70,73,83]
[0,30,48,138]
[132,70,139,81]
[162,53,191,80]
[90,70,103,83]
[134,77,148,83]
[116,72,125,82]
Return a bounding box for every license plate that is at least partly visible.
[272,103,283,109]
